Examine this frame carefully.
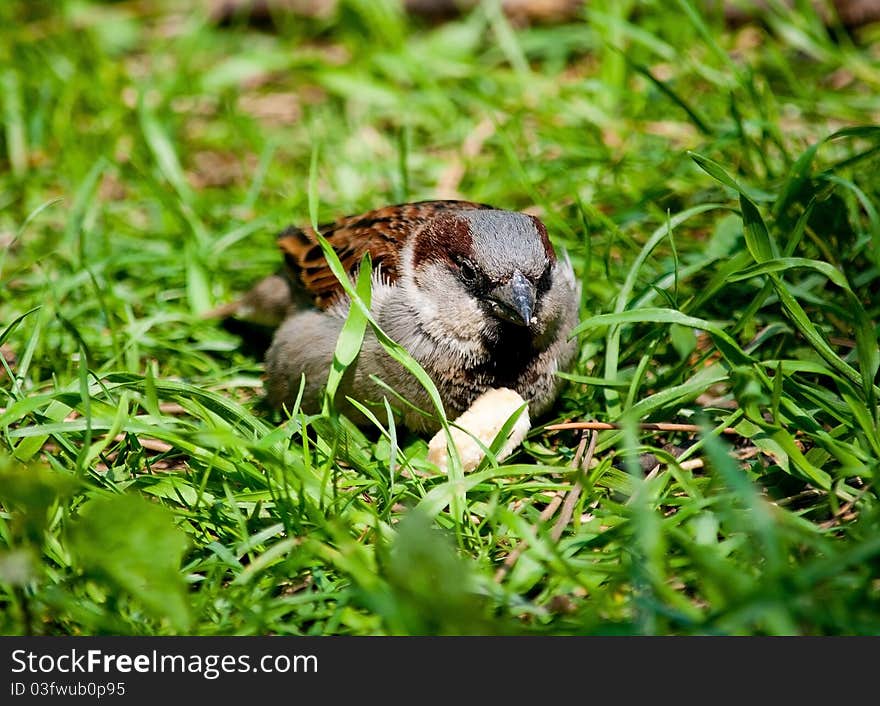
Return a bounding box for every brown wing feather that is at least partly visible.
[277,200,494,309]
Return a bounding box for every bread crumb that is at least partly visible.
[428,388,531,473]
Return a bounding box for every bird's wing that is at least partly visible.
[276,199,494,309]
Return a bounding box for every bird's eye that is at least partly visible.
[456,257,478,284]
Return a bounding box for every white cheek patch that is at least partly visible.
[412,262,486,340]
[399,248,439,318]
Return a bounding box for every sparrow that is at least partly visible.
[229,200,580,433]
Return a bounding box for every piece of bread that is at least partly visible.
[428,387,531,473]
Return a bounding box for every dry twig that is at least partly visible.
[818,484,872,529]
[545,421,739,435]
[551,430,597,542]
[112,433,173,454]
[494,430,596,582]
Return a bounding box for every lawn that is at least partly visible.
[1,0,879,636]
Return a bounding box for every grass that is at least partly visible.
[1,0,879,636]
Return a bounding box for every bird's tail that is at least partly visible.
[201,271,296,328]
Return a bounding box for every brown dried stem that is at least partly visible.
[545,421,739,435]
[551,429,598,542]
[494,430,595,583]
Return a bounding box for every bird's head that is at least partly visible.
[404,209,563,343]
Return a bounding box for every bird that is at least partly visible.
[227,200,581,433]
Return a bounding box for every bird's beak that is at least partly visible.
[487,270,535,327]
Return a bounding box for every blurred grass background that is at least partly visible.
[1,0,879,635]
